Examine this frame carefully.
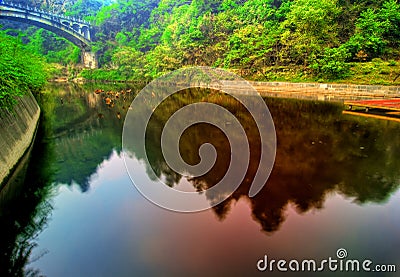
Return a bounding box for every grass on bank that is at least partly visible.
[77,59,400,86]
[239,59,400,85]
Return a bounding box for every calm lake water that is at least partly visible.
[1,83,399,276]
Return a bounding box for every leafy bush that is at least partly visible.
[0,32,47,110]
[311,46,351,79]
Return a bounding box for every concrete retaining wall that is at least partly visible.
[0,92,40,186]
[250,81,400,101]
[194,80,400,101]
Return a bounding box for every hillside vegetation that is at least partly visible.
[0,31,47,110]
[2,0,400,84]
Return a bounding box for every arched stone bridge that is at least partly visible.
[0,1,97,68]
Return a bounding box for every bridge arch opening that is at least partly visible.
[72,23,80,33]
[81,26,90,40]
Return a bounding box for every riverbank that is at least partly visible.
[42,63,400,103]
[137,78,400,102]
[250,81,400,101]
[0,92,40,188]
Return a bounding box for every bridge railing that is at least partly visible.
[1,1,91,25]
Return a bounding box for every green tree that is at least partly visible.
[112,46,146,80]
[0,31,47,110]
[311,45,351,79]
[279,0,341,66]
[379,0,400,46]
[224,24,277,71]
[65,0,110,20]
[345,8,387,60]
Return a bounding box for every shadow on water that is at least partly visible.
[1,85,400,274]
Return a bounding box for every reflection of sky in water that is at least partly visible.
[22,85,400,276]
[32,151,400,276]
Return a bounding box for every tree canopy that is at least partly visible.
[1,0,400,82]
[86,0,400,81]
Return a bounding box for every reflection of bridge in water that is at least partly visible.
[0,1,97,68]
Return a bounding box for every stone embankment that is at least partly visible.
[250,81,400,101]
[0,92,40,187]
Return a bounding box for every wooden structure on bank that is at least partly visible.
[344,99,400,122]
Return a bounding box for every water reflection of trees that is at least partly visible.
[144,91,400,233]
[3,85,399,274]
[37,83,137,192]
[0,118,54,276]
[0,83,139,275]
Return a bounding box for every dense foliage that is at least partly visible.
[2,0,400,83]
[0,30,47,110]
[86,0,400,81]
